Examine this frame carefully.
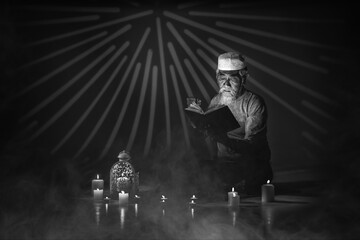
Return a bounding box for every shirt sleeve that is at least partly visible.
[244,94,267,140]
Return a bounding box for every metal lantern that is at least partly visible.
[109,150,139,199]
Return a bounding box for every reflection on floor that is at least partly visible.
[0,180,359,240]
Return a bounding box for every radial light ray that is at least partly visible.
[19,31,107,70]
[156,17,171,147]
[302,131,324,147]
[20,41,129,123]
[144,65,158,156]
[22,121,38,135]
[15,24,131,98]
[126,50,153,152]
[98,27,151,159]
[51,54,128,154]
[169,65,190,148]
[246,57,333,105]
[72,56,128,159]
[184,58,211,103]
[23,15,100,26]
[99,63,142,159]
[27,45,116,142]
[166,21,218,92]
[184,29,219,57]
[301,100,336,121]
[28,10,152,46]
[23,5,120,13]
[216,21,341,50]
[189,11,344,23]
[196,49,217,70]
[249,77,328,134]
[209,38,335,105]
[164,11,328,73]
[167,42,193,97]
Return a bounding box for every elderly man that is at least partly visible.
[204,52,273,195]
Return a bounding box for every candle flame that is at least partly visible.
[121,191,125,194]
[161,195,166,199]
[97,174,99,179]
[267,180,270,184]
[232,187,234,192]
[135,195,140,198]
[96,188,99,190]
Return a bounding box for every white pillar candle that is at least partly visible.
[118,191,129,205]
[93,188,103,201]
[228,187,240,207]
[92,174,104,191]
[261,180,275,203]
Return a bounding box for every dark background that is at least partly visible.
[1,1,360,239]
[1,0,359,215]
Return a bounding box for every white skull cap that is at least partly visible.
[217,52,246,71]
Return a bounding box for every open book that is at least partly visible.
[185,104,240,134]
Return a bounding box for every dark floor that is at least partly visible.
[1,177,359,240]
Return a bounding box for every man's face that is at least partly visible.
[217,70,242,98]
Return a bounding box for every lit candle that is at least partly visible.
[104,196,110,204]
[189,195,197,206]
[228,187,240,207]
[261,180,275,203]
[91,174,104,191]
[118,191,129,205]
[93,188,103,201]
[134,194,140,203]
[160,195,167,203]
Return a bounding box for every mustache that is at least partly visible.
[219,87,236,94]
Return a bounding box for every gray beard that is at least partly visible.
[219,92,236,106]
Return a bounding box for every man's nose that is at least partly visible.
[225,79,231,86]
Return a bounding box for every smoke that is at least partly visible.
[131,125,226,201]
[1,113,359,240]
